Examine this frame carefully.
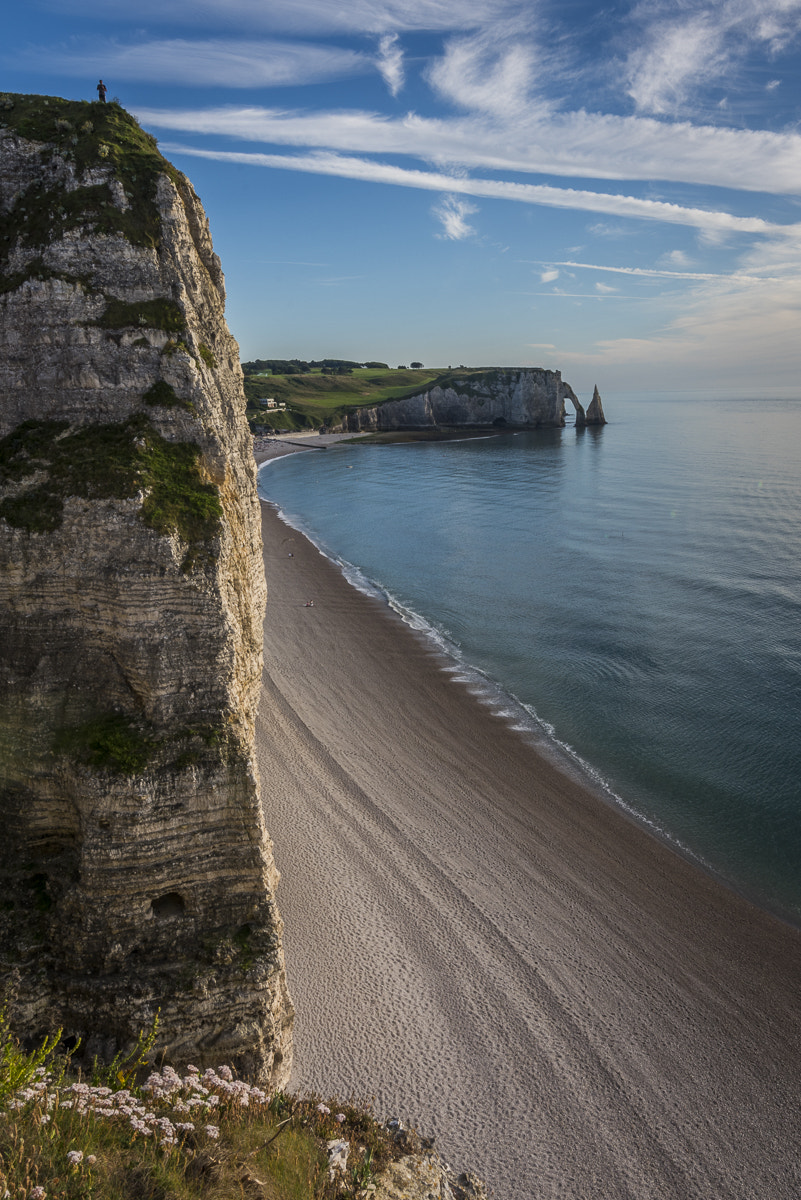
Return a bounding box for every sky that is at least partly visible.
[4,0,801,396]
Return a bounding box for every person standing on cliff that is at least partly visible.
[96,80,107,103]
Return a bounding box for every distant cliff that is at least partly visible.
[0,94,292,1081]
[328,368,605,432]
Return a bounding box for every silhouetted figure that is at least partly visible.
[97,80,107,103]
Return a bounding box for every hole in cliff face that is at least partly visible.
[492,416,507,427]
[151,892,186,921]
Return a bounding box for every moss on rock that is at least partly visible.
[0,415,221,555]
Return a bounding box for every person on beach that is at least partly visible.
[96,80,107,102]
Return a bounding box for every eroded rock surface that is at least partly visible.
[0,94,292,1082]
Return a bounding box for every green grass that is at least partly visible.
[244,366,461,430]
[244,366,537,432]
[0,416,221,562]
[0,1015,402,1200]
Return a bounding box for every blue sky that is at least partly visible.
[5,0,801,394]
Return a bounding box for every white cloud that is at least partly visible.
[560,274,801,387]
[377,34,405,96]
[766,77,781,89]
[158,142,801,242]
[427,29,538,117]
[556,233,801,389]
[540,268,559,282]
[625,14,729,114]
[624,0,801,115]
[432,194,478,239]
[662,249,691,267]
[135,103,801,195]
[545,259,789,283]
[43,0,522,35]
[595,281,618,293]
[14,37,370,87]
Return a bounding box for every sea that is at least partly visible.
[258,393,801,926]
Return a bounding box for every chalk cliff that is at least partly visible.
[329,368,603,432]
[585,384,606,425]
[0,95,292,1081]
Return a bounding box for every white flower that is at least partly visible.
[86,1155,97,1166]
[204,1125,220,1140]
[335,1113,346,1123]
[316,1104,330,1115]
[66,1150,83,1166]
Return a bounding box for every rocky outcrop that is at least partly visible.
[585,384,606,425]
[328,368,590,432]
[0,94,292,1081]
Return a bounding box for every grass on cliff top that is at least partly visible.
[0,93,182,260]
[0,1013,398,1200]
[244,366,527,430]
[0,416,221,561]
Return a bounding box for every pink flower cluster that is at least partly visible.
[8,1062,270,1152]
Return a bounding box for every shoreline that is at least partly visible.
[255,496,801,1200]
[256,455,792,932]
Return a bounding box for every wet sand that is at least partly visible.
[254,496,801,1200]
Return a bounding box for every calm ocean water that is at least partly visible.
[258,394,801,924]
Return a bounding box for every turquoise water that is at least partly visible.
[258,395,801,924]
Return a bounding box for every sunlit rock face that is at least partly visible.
[0,94,292,1082]
[330,368,586,431]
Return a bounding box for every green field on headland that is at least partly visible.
[243,365,483,431]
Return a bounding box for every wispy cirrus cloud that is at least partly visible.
[12,37,371,87]
[537,259,792,283]
[552,233,801,386]
[624,0,801,114]
[159,142,801,243]
[377,34,405,96]
[559,271,801,384]
[42,0,524,35]
[432,194,478,239]
[426,28,539,117]
[136,103,801,195]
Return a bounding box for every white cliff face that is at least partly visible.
[331,369,582,432]
[0,95,292,1082]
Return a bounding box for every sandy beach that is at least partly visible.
[254,488,801,1200]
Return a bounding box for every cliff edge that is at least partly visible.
[0,94,292,1082]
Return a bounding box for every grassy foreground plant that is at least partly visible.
[0,1016,397,1200]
